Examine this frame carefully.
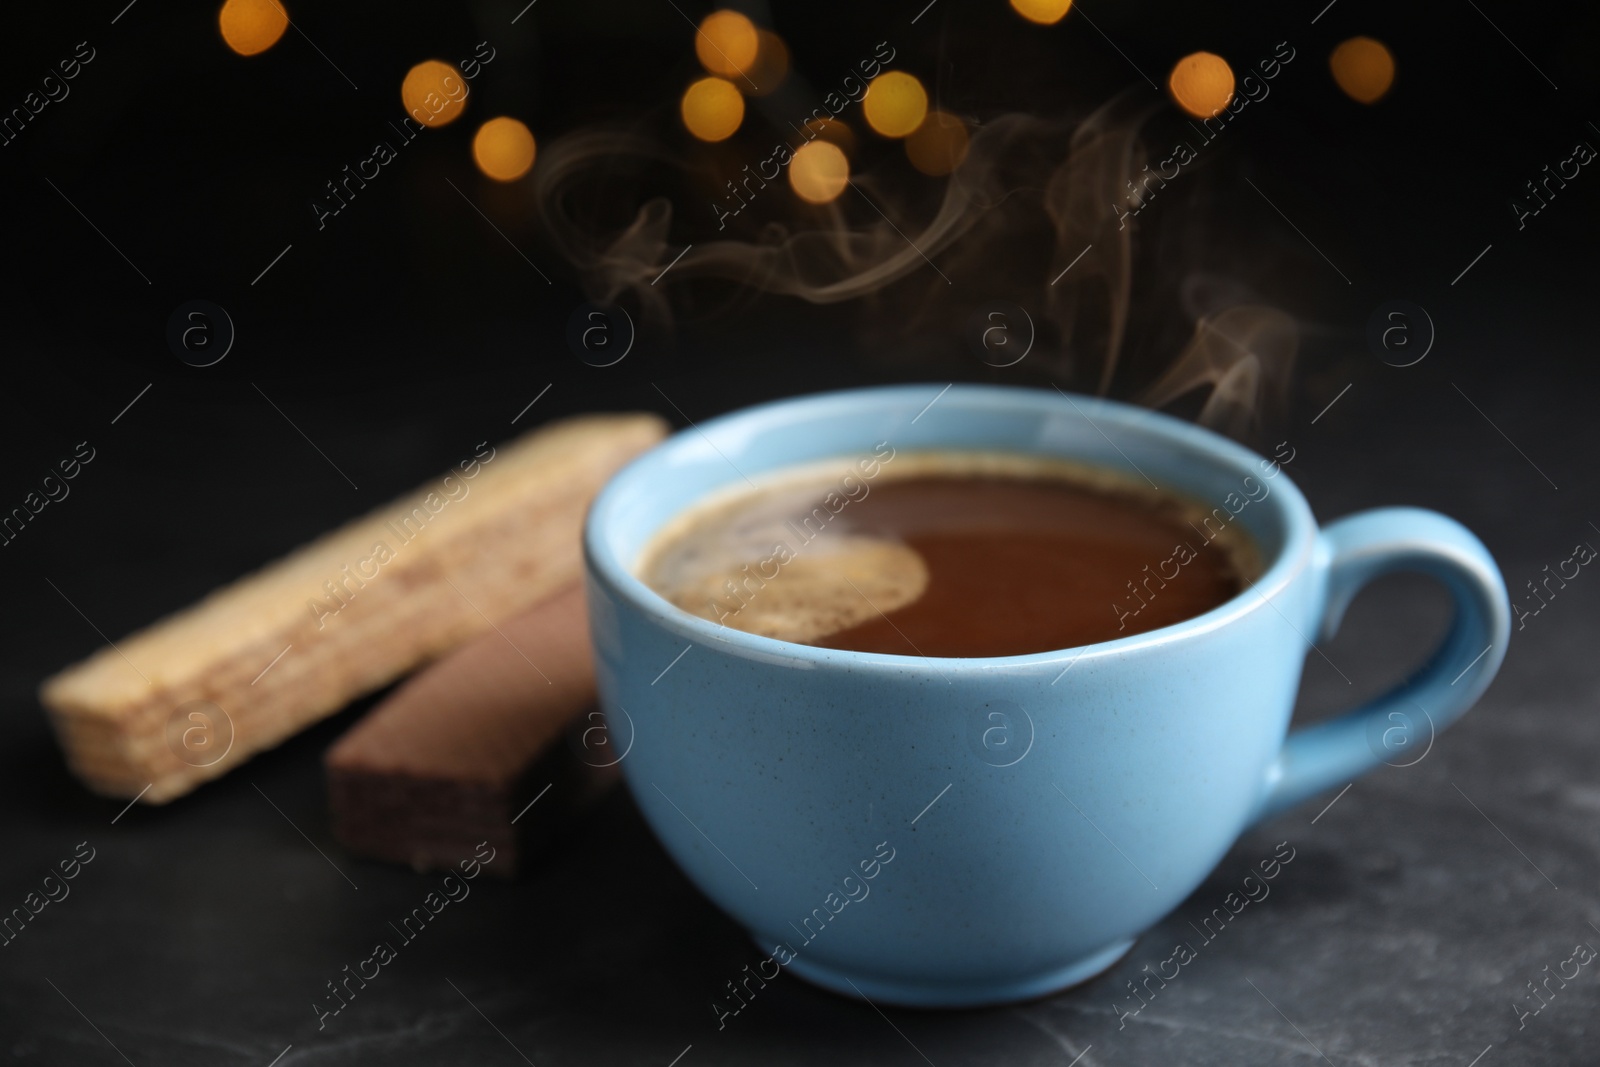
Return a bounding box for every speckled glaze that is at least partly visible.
[583,384,1511,1008]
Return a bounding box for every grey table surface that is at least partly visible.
[2,326,1597,1067]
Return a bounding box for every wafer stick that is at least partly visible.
[326,581,612,875]
[40,414,665,804]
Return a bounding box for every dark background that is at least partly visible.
[2,0,1598,1064]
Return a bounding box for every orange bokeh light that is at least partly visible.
[1168,52,1235,119]
[402,60,468,128]
[219,0,288,56]
[863,71,928,139]
[681,76,744,142]
[695,10,759,79]
[1009,0,1073,25]
[745,30,790,97]
[790,141,850,204]
[905,111,969,176]
[473,117,537,181]
[804,116,857,157]
[1330,37,1396,104]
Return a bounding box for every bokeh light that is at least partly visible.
[695,10,759,79]
[745,30,790,96]
[905,111,969,176]
[402,60,468,128]
[473,118,537,181]
[789,141,850,204]
[804,116,857,157]
[681,77,745,142]
[1168,52,1235,119]
[218,0,288,56]
[862,71,928,138]
[1009,0,1073,25]
[1330,37,1396,104]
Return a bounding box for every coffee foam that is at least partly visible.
[636,457,929,643]
[636,451,1263,646]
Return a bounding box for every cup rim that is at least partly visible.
[585,383,1317,672]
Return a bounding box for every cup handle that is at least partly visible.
[1250,507,1511,825]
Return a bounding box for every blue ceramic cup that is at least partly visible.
[583,384,1510,1008]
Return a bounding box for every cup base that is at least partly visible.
[769,937,1137,1009]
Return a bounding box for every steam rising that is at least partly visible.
[534,93,1297,439]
